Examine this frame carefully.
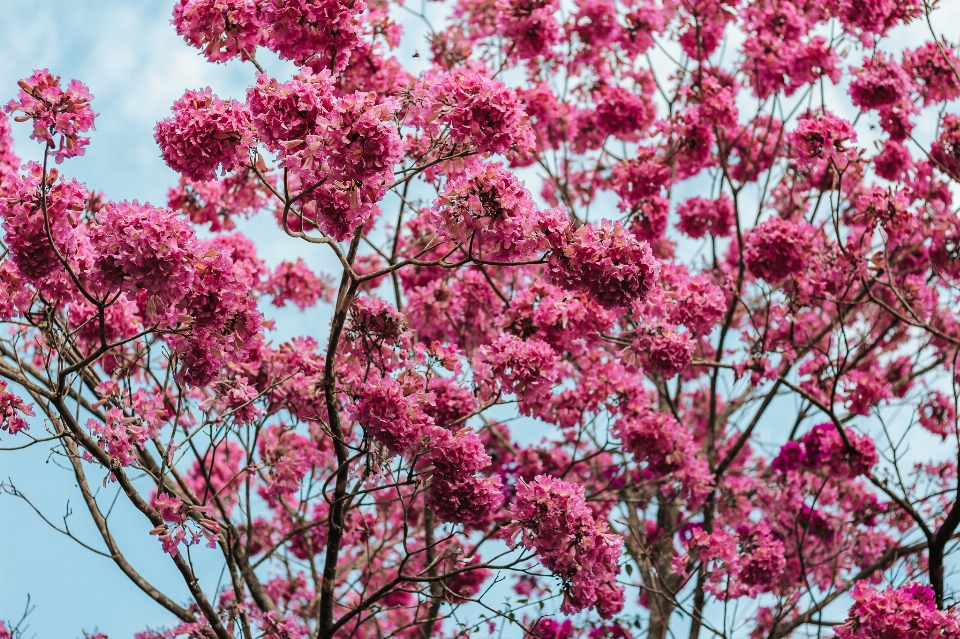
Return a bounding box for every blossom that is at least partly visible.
[172,0,263,63]
[770,423,878,478]
[790,110,860,169]
[167,171,270,231]
[0,381,33,435]
[154,88,253,182]
[931,114,960,181]
[873,139,913,181]
[473,334,560,405]
[268,258,334,310]
[260,0,367,73]
[676,195,734,239]
[496,0,561,60]
[502,476,624,617]
[614,407,696,477]
[594,84,655,140]
[408,69,535,156]
[350,374,434,454]
[428,474,504,527]
[5,70,96,162]
[87,408,150,468]
[431,163,542,258]
[849,54,915,111]
[631,324,694,379]
[918,391,956,439]
[547,219,660,310]
[743,217,812,284]
[902,43,960,105]
[0,162,87,289]
[89,201,199,309]
[247,70,334,152]
[834,582,960,639]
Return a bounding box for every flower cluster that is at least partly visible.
[260,0,367,73]
[409,69,536,156]
[0,381,33,435]
[503,476,624,617]
[173,0,263,63]
[5,69,96,162]
[771,423,878,479]
[547,220,660,309]
[154,88,253,182]
[834,582,960,639]
[89,201,198,309]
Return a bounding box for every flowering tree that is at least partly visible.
[5,0,960,637]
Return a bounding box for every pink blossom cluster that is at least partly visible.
[503,475,624,617]
[350,374,435,454]
[154,88,253,182]
[247,71,334,152]
[687,523,786,599]
[260,0,367,73]
[5,70,96,162]
[547,219,660,309]
[173,0,263,63]
[409,69,536,157]
[0,162,88,293]
[630,324,694,379]
[0,381,33,435]
[89,201,198,308]
[771,423,878,479]
[420,426,504,527]
[267,258,333,310]
[743,217,813,284]
[432,163,541,258]
[834,582,960,639]
[473,334,560,409]
[676,195,734,239]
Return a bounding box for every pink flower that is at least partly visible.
[473,334,560,407]
[247,70,334,152]
[931,114,960,181]
[173,0,263,63]
[154,88,253,182]
[0,162,88,294]
[790,110,859,169]
[918,391,956,440]
[838,0,921,39]
[615,407,696,477]
[873,139,913,181]
[260,0,367,73]
[89,201,199,309]
[350,374,434,454]
[0,381,33,435]
[496,0,561,60]
[5,70,96,163]
[676,195,734,239]
[547,219,660,310]
[87,408,150,468]
[631,324,694,379]
[743,217,812,284]
[835,582,960,639]
[432,163,543,259]
[428,474,504,527]
[594,84,655,140]
[408,69,535,157]
[502,476,624,617]
[268,258,334,310]
[903,43,960,105]
[849,54,915,111]
[770,423,878,478]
